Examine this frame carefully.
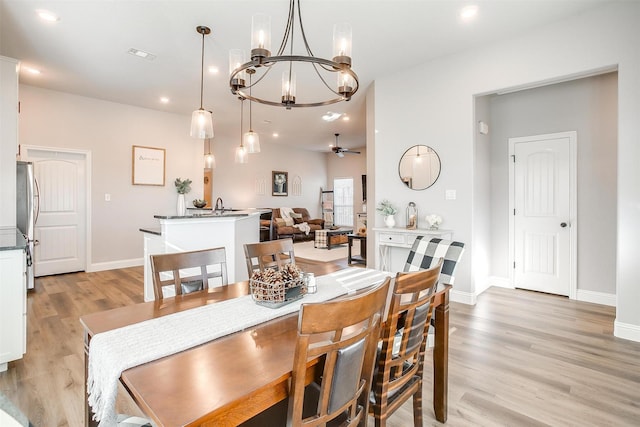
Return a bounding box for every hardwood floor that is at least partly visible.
[1,263,639,426]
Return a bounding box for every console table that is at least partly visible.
[373,227,453,272]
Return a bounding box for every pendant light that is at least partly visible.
[243,69,261,153]
[235,99,248,164]
[204,138,215,169]
[190,26,214,139]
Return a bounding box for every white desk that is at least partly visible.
[373,227,453,272]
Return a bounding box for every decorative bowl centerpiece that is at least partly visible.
[192,199,207,208]
[250,264,306,308]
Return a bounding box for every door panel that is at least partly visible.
[514,135,571,295]
[25,153,86,276]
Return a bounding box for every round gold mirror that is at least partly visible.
[398,145,441,190]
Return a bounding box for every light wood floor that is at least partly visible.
[1,262,640,426]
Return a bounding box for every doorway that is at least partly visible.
[508,132,577,297]
[20,145,90,276]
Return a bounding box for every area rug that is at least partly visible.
[293,240,359,262]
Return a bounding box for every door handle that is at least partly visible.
[560,222,568,228]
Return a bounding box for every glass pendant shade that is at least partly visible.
[251,14,271,58]
[332,23,352,65]
[244,131,261,153]
[337,72,355,98]
[229,49,246,89]
[282,71,296,104]
[204,152,215,168]
[235,145,248,164]
[191,109,214,139]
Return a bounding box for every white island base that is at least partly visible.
[141,212,260,301]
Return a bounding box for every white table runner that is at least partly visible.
[87,268,390,426]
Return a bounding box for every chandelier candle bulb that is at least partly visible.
[251,14,271,59]
[229,49,246,89]
[282,71,296,106]
[332,23,352,66]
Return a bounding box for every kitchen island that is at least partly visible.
[140,210,263,301]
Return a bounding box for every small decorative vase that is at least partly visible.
[177,194,186,216]
[384,215,396,228]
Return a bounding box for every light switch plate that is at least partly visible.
[105,193,111,201]
[445,190,456,200]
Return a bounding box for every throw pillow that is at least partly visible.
[291,212,303,224]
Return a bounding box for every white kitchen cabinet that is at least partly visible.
[0,229,27,372]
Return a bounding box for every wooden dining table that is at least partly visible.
[80,265,451,426]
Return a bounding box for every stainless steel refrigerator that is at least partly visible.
[16,161,38,290]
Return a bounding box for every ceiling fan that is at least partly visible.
[331,133,361,157]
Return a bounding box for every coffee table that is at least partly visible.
[314,227,353,250]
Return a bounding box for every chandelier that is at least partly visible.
[229,0,359,109]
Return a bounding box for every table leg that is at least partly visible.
[433,292,449,423]
[348,237,353,263]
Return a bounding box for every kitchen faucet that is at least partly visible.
[214,197,224,211]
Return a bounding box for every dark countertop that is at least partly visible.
[153,208,269,220]
[0,227,27,251]
[139,227,161,236]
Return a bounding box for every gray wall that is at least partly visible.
[489,73,618,294]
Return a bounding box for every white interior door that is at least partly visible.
[23,148,87,276]
[510,132,576,296]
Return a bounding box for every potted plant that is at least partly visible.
[174,178,192,216]
[376,199,398,228]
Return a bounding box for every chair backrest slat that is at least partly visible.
[244,238,295,277]
[150,247,228,300]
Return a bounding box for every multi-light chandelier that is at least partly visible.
[229,0,359,109]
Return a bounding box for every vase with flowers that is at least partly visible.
[174,178,192,216]
[376,199,398,228]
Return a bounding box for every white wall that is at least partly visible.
[18,85,327,270]
[210,139,327,219]
[489,73,618,295]
[326,146,367,226]
[372,2,640,341]
[473,96,492,295]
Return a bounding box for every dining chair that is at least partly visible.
[244,238,296,276]
[149,247,228,300]
[370,260,443,427]
[240,277,391,427]
[404,236,464,351]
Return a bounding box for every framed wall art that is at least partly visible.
[272,171,288,196]
[132,145,166,186]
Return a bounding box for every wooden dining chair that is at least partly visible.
[370,260,443,427]
[244,238,296,276]
[150,247,228,300]
[240,277,391,427]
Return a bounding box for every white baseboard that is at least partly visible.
[488,276,513,289]
[576,289,616,307]
[614,320,640,343]
[451,289,476,305]
[88,258,143,272]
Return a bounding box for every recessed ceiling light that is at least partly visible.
[342,115,350,121]
[160,97,170,104]
[127,48,156,61]
[272,132,279,138]
[460,5,478,22]
[322,112,342,122]
[208,66,219,74]
[24,67,41,75]
[36,9,60,22]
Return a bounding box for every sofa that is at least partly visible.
[264,208,324,240]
